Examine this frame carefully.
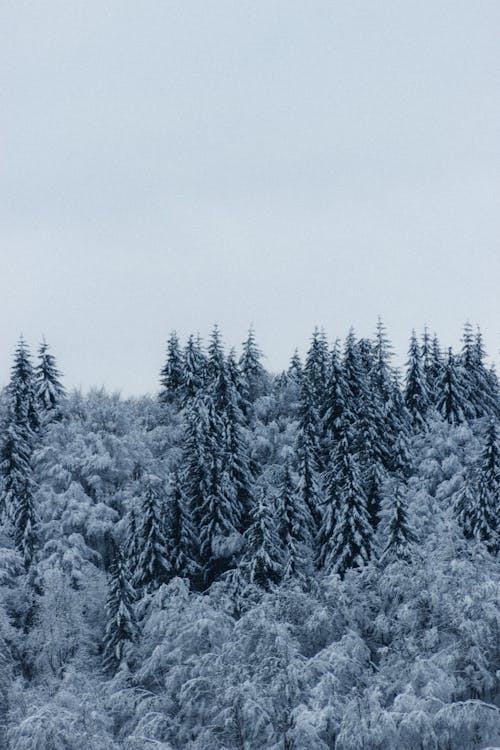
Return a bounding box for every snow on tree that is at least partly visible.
[276,460,313,582]
[245,487,283,589]
[35,338,65,416]
[133,476,171,591]
[405,330,430,429]
[159,331,184,403]
[319,423,373,577]
[102,541,138,673]
[436,348,468,424]
[380,482,417,563]
[239,326,267,403]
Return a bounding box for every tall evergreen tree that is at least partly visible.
[380,483,417,564]
[287,349,303,385]
[245,487,283,590]
[182,334,206,403]
[371,317,394,402]
[133,477,171,591]
[166,472,199,580]
[102,542,138,673]
[304,328,329,407]
[0,339,38,566]
[159,332,184,403]
[296,378,322,531]
[321,340,350,454]
[404,331,429,429]
[277,461,313,582]
[35,339,65,416]
[318,424,373,577]
[473,419,499,552]
[239,327,267,403]
[435,348,468,425]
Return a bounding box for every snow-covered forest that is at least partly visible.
[0,322,498,750]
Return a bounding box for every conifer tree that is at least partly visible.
[404,331,429,429]
[472,419,499,552]
[245,487,283,590]
[35,339,65,416]
[343,329,366,418]
[102,542,138,673]
[182,334,206,403]
[287,349,303,384]
[321,340,350,454]
[159,332,184,403]
[277,460,313,581]
[296,378,322,530]
[206,324,226,384]
[0,339,38,566]
[166,471,199,580]
[304,328,329,407]
[239,327,267,403]
[318,424,373,577]
[371,317,393,402]
[133,477,171,591]
[435,348,468,424]
[380,483,417,563]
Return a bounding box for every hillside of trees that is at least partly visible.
[0,322,498,749]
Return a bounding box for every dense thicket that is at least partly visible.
[0,324,498,750]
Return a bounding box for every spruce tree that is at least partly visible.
[245,487,283,590]
[380,483,417,563]
[35,339,65,416]
[102,542,138,673]
[435,348,468,424]
[343,329,366,419]
[277,460,313,581]
[304,328,329,407]
[0,339,38,566]
[472,419,499,552]
[404,331,429,429]
[321,340,350,454]
[182,334,206,403]
[166,471,199,580]
[159,332,184,403]
[371,317,393,403]
[296,378,322,531]
[133,477,171,591]
[318,424,373,577]
[287,349,303,385]
[239,327,267,403]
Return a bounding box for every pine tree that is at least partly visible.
[239,327,267,403]
[206,324,226,384]
[159,332,184,403]
[472,419,499,552]
[404,331,429,429]
[245,487,283,590]
[318,425,373,577]
[304,328,329,407]
[199,399,242,586]
[102,542,138,673]
[435,348,468,424]
[166,471,199,580]
[133,477,171,591]
[287,349,303,385]
[35,339,65,416]
[182,334,206,403]
[9,337,39,432]
[277,460,313,581]
[380,483,417,563]
[0,339,38,566]
[371,317,394,402]
[321,340,350,454]
[343,329,366,419]
[296,378,322,532]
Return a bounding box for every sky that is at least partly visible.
[1,1,499,395]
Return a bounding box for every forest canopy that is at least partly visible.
[0,321,498,750]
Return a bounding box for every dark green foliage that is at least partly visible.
[102,542,138,673]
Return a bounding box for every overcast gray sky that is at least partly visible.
[1,1,499,395]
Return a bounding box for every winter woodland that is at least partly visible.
[0,321,498,749]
